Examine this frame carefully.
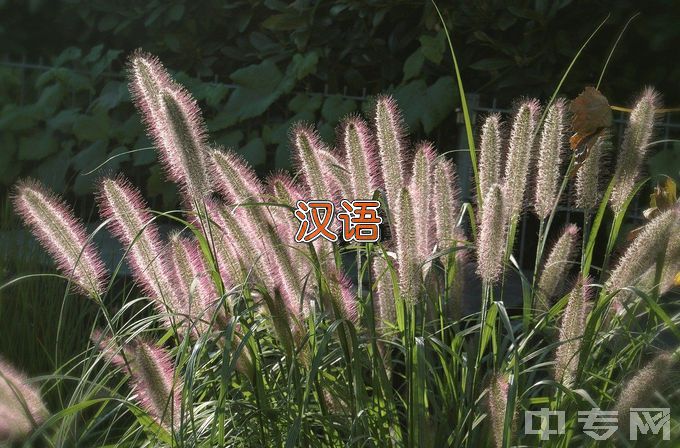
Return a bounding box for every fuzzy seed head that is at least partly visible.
[476,184,507,283]
[98,177,178,318]
[554,276,591,387]
[292,124,334,200]
[0,359,49,442]
[319,149,352,204]
[168,233,221,336]
[128,51,171,117]
[610,88,660,212]
[13,180,107,297]
[433,157,462,259]
[575,132,610,210]
[536,224,580,311]
[157,89,211,199]
[103,338,183,431]
[613,353,673,428]
[372,255,397,335]
[535,99,566,218]
[342,116,382,199]
[487,374,511,448]
[129,52,210,200]
[606,206,678,295]
[394,188,420,303]
[479,114,503,200]
[209,147,264,205]
[409,142,436,263]
[503,99,540,217]
[374,96,407,212]
[326,269,358,324]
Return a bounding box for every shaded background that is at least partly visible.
[1,0,679,379]
[1,0,679,210]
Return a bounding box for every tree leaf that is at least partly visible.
[73,112,110,143]
[422,76,456,134]
[419,32,445,64]
[321,95,356,125]
[18,132,58,161]
[240,137,266,165]
[403,49,424,82]
[262,13,307,31]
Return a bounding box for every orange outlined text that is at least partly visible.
[294,200,382,243]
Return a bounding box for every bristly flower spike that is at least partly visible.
[535,99,566,219]
[488,374,512,448]
[374,95,407,212]
[372,255,397,336]
[98,177,179,320]
[210,148,307,317]
[613,352,673,429]
[292,124,335,200]
[168,233,221,335]
[13,180,107,298]
[326,269,359,324]
[554,276,591,387]
[102,338,183,430]
[606,205,678,294]
[502,99,540,218]
[0,358,49,442]
[575,132,610,210]
[394,188,420,304]
[610,88,660,212]
[129,51,211,200]
[478,114,503,200]
[433,157,462,261]
[341,115,381,200]
[409,142,436,264]
[535,224,580,311]
[476,184,507,283]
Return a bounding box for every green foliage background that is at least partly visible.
[1,0,678,210]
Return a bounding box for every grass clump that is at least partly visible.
[1,50,679,448]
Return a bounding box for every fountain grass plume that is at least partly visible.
[12,179,107,298]
[210,150,307,317]
[341,115,382,200]
[201,199,248,286]
[103,338,183,431]
[325,268,359,324]
[97,176,179,319]
[606,205,678,295]
[208,147,308,310]
[374,95,408,213]
[613,352,673,429]
[395,188,420,304]
[575,132,610,210]
[476,184,507,283]
[610,88,660,213]
[0,358,49,442]
[536,224,580,311]
[554,276,591,387]
[409,142,436,264]
[168,233,222,335]
[502,99,540,218]
[127,50,172,118]
[129,51,210,200]
[535,99,566,219]
[433,157,462,262]
[292,124,336,201]
[371,255,396,335]
[478,114,503,200]
[267,172,307,207]
[487,373,511,448]
[209,147,265,205]
[319,149,353,205]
